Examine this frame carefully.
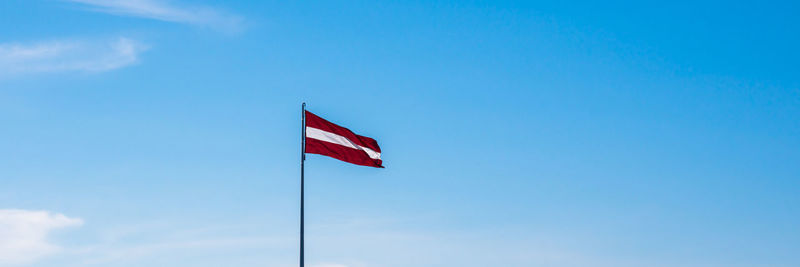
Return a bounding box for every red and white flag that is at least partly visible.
[304,111,383,168]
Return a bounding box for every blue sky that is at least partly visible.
[1,0,799,266]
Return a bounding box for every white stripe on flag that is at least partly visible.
[306,126,381,160]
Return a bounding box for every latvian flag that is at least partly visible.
[305,111,384,168]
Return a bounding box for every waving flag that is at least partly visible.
[304,110,383,168]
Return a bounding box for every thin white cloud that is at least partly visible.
[0,209,83,265]
[65,0,244,33]
[78,237,284,265]
[0,37,148,76]
[63,222,293,266]
[312,264,350,267]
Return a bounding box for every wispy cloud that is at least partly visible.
[63,222,293,266]
[311,264,351,267]
[65,0,244,33]
[0,209,83,265]
[0,37,148,77]
[78,236,285,265]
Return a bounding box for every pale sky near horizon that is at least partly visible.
[1,1,799,266]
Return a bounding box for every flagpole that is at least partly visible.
[300,102,306,267]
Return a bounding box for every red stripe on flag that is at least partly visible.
[306,138,384,168]
[305,111,381,153]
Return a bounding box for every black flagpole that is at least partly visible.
[300,102,306,267]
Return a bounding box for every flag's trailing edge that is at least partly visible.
[305,111,384,168]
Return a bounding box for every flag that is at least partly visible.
[304,110,383,168]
